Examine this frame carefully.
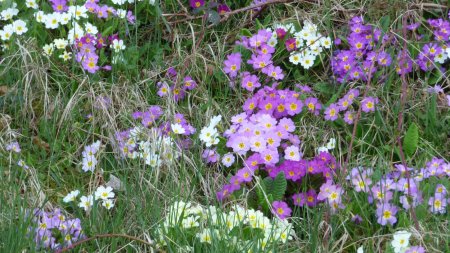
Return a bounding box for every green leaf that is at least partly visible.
[240,28,252,37]
[256,177,268,206]
[314,82,334,95]
[271,172,287,201]
[255,19,264,30]
[379,16,391,33]
[403,123,419,157]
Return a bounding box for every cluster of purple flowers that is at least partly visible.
[415,18,450,70]
[217,145,343,218]
[324,88,379,124]
[46,0,137,74]
[157,68,198,102]
[291,179,346,214]
[349,157,449,226]
[131,105,164,127]
[29,208,83,250]
[83,1,135,23]
[331,16,391,83]
[239,86,322,118]
[218,31,346,217]
[74,33,125,73]
[223,29,286,88]
[333,15,450,83]
[428,18,450,42]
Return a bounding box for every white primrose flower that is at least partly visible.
[321,36,332,49]
[289,53,301,65]
[59,51,72,61]
[197,229,219,244]
[53,38,68,49]
[81,155,97,172]
[94,185,115,200]
[326,138,336,150]
[59,12,72,25]
[44,13,61,29]
[116,9,127,19]
[63,190,80,203]
[391,230,411,253]
[199,126,219,147]
[171,123,186,134]
[1,8,19,21]
[0,25,14,41]
[43,43,55,56]
[12,20,28,35]
[268,37,278,47]
[85,22,98,35]
[68,5,88,20]
[300,54,315,69]
[26,0,39,9]
[34,11,45,23]
[182,216,200,228]
[434,51,448,64]
[102,199,115,210]
[111,39,126,52]
[78,195,94,211]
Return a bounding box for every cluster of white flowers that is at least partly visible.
[63,185,115,212]
[0,3,28,42]
[391,230,411,253]
[81,140,101,172]
[157,201,295,251]
[317,138,336,153]
[121,126,180,168]
[269,21,332,69]
[33,7,90,44]
[199,115,222,147]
